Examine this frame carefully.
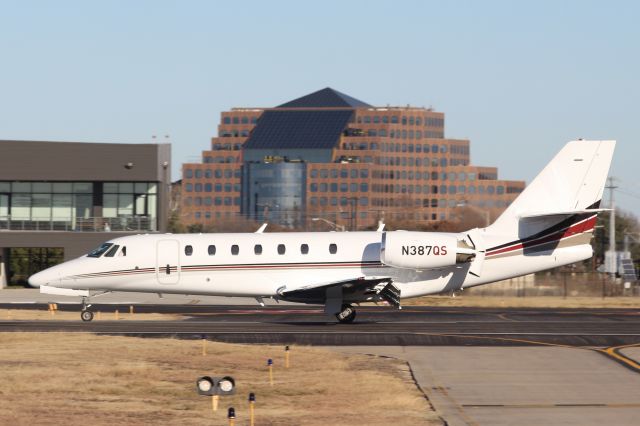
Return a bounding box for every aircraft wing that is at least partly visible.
[278,276,400,308]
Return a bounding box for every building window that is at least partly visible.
[231,245,239,255]
[254,244,262,255]
[185,245,193,256]
[277,244,286,255]
[329,243,337,254]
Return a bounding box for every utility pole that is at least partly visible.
[604,177,618,275]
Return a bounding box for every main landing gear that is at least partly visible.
[335,304,356,324]
[81,297,94,322]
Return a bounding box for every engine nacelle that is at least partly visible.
[380,231,475,270]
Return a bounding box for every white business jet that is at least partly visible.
[29,140,615,323]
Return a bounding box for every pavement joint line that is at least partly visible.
[462,403,640,408]
[433,385,479,426]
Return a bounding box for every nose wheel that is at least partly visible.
[81,309,94,322]
[335,304,356,323]
[81,296,94,322]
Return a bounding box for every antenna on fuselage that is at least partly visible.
[255,223,268,233]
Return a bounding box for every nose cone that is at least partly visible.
[28,268,60,288]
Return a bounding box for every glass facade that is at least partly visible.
[0,181,157,231]
[241,162,306,227]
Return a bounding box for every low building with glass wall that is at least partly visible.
[0,140,170,286]
[181,88,525,230]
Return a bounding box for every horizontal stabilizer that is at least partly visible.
[519,209,609,219]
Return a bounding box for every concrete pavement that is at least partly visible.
[335,346,640,426]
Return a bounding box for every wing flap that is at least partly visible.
[278,276,395,305]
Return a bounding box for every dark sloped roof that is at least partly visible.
[243,109,353,150]
[277,87,371,108]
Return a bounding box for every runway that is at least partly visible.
[2,304,640,348]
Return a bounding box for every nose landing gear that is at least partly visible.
[81,297,94,322]
[335,304,356,323]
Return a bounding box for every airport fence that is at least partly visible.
[465,272,639,297]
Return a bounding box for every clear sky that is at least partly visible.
[1,0,638,213]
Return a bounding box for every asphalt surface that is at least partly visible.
[2,304,640,347]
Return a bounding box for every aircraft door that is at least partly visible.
[157,239,180,284]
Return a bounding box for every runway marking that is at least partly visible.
[496,313,517,322]
[595,343,640,373]
[415,332,591,349]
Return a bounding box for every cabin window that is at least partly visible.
[277,244,286,255]
[231,245,239,255]
[329,243,337,254]
[121,246,127,257]
[208,245,216,255]
[300,244,309,254]
[104,245,120,257]
[254,244,262,255]
[185,245,193,256]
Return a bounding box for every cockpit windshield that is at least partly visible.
[87,243,113,258]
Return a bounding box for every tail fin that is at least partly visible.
[488,140,616,238]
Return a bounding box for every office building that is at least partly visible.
[181,88,525,229]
